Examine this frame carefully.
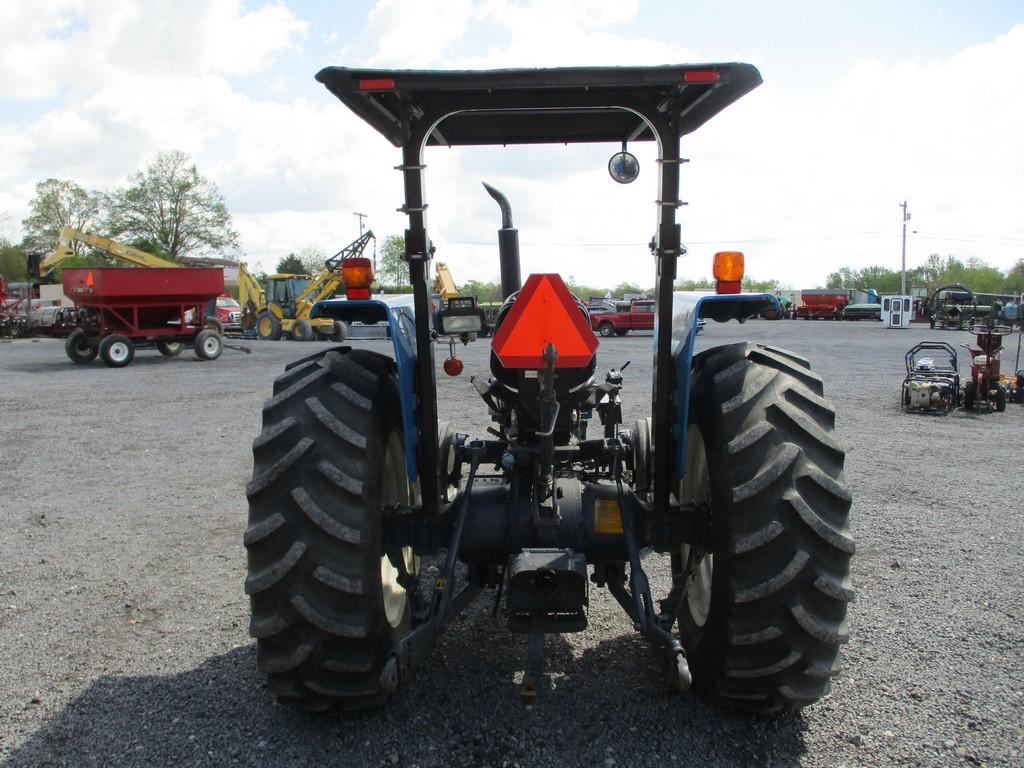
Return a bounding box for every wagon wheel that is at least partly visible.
[65,331,97,364]
[98,335,134,368]
[157,340,184,357]
[194,329,223,361]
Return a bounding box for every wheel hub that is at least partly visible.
[109,343,129,363]
[679,424,713,628]
[381,431,413,628]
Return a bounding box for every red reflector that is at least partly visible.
[716,280,742,295]
[359,78,395,91]
[491,274,598,369]
[443,356,464,377]
[683,70,720,83]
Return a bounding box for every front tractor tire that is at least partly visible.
[245,348,416,711]
[257,311,283,341]
[675,342,854,713]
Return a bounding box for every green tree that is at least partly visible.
[674,277,715,290]
[0,239,28,280]
[460,278,502,302]
[104,150,239,261]
[825,267,856,289]
[276,254,307,274]
[21,178,101,254]
[296,244,326,276]
[378,235,408,287]
[1005,259,1024,293]
[614,281,645,296]
[825,265,900,293]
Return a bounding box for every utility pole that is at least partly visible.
[900,200,911,296]
[354,212,367,236]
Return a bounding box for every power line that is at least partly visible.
[443,231,891,248]
[440,230,1024,249]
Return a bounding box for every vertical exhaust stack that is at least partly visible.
[482,182,521,300]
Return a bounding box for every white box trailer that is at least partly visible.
[882,295,912,328]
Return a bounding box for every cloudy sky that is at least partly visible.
[1,0,1022,289]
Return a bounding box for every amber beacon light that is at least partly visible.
[342,257,375,300]
[713,251,744,294]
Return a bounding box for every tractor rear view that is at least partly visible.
[244,65,853,714]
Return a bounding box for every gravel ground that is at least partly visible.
[1,320,1022,768]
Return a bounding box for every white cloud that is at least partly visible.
[0,0,306,100]
[1,1,1020,289]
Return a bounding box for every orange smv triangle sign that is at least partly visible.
[491,273,598,369]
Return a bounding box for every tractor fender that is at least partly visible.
[667,292,781,478]
[311,296,420,482]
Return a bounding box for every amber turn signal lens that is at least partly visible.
[713,251,745,283]
[342,257,374,290]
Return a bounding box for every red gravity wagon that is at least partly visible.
[61,267,225,368]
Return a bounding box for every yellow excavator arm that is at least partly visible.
[237,261,267,320]
[294,271,344,317]
[38,227,181,275]
[292,230,376,319]
[433,262,458,300]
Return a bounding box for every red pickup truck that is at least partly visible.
[590,300,654,337]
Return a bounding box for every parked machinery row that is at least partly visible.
[902,320,1024,413]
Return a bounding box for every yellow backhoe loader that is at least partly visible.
[248,231,375,342]
[433,262,458,300]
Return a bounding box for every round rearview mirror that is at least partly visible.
[608,151,639,184]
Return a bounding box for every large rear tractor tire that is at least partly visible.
[674,342,854,713]
[245,349,417,711]
[65,331,97,364]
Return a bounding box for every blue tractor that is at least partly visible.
[244,64,854,713]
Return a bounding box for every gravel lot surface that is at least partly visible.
[1,320,1022,767]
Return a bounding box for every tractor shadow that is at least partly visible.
[6,621,809,767]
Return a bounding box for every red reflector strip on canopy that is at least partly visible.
[491,274,598,369]
[683,70,720,83]
[359,78,396,91]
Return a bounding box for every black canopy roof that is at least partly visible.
[315,64,762,148]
